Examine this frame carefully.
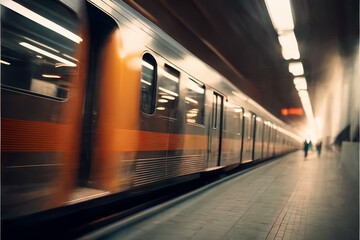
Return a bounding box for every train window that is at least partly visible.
[224,104,241,132]
[157,64,179,117]
[185,78,205,125]
[1,0,82,100]
[212,93,217,128]
[141,53,157,114]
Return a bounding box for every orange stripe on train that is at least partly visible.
[1,118,208,152]
[1,118,71,152]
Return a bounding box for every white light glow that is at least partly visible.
[293,77,307,91]
[159,87,178,97]
[278,32,300,60]
[278,32,298,50]
[158,99,168,103]
[185,97,198,104]
[141,79,151,86]
[265,0,294,31]
[2,0,83,43]
[1,60,11,65]
[62,53,78,62]
[20,42,76,67]
[289,62,304,76]
[256,117,262,121]
[161,69,179,83]
[189,109,199,113]
[298,90,315,122]
[244,113,251,118]
[24,36,59,53]
[55,63,76,68]
[42,74,61,78]
[187,79,205,94]
[234,108,242,113]
[187,113,197,117]
[162,95,175,100]
[282,48,300,60]
[156,107,165,111]
[142,60,154,70]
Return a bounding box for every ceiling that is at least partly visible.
[123,0,358,130]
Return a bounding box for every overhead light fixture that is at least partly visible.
[162,95,175,100]
[185,97,198,105]
[142,60,154,70]
[42,74,61,78]
[1,60,11,65]
[278,31,300,60]
[278,32,298,49]
[141,79,151,86]
[20,42,76,67]
[293,77,307,91]
[298,90,315,121]
[158,99,168,103]
[159,87,178,97]
[289,62,304,76]
[264,0,294,32]
[1,0,83,44]
[156,107,165,111]
[161,69,179,83]
[282,48,300,60]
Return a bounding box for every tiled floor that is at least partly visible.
[88,150,359,240]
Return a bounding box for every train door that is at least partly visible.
[208,92,224,167]
[242,112,255,163]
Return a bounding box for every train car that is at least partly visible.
[1,0,301,219]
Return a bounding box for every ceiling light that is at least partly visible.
[20,42,76,67]
[159,87,178,97]
[141,79,151,86]
[2,0,83,43]
[142,60,154,70]
[42,74,61,78]
[289,62,304,76]
[265,0,294,32]
[282,48,300,60]
[1,60,11,65]
[293,77,307,90]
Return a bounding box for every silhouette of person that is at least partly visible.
[316,141,322,157]
[304,140,309,158]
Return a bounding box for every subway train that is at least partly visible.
[1,0,301,219]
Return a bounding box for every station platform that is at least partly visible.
[83,150,359,240]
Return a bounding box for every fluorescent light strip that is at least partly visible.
[293,77,307,90]
[2,0,83,44]
[23,36,60,53]
[289,62,304,76]
[162,95,175,100]
[298,90,315,121]
[185,97,198,104]
[62,53,78,62]
[162,70,179,83]
[265,0,294,31]
[141,79,152,86]
[282,48,300,60]
[20,42,76,67]
[159,87,178,97]
[42,74,61,78]
[1,60,11,65]
[142,60,154,70]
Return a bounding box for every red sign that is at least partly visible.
[281,108,303,115]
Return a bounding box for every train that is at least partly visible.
[1,0,302,219]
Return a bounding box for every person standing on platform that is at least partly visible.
[304,140,309,158]
[316,141,322,157]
